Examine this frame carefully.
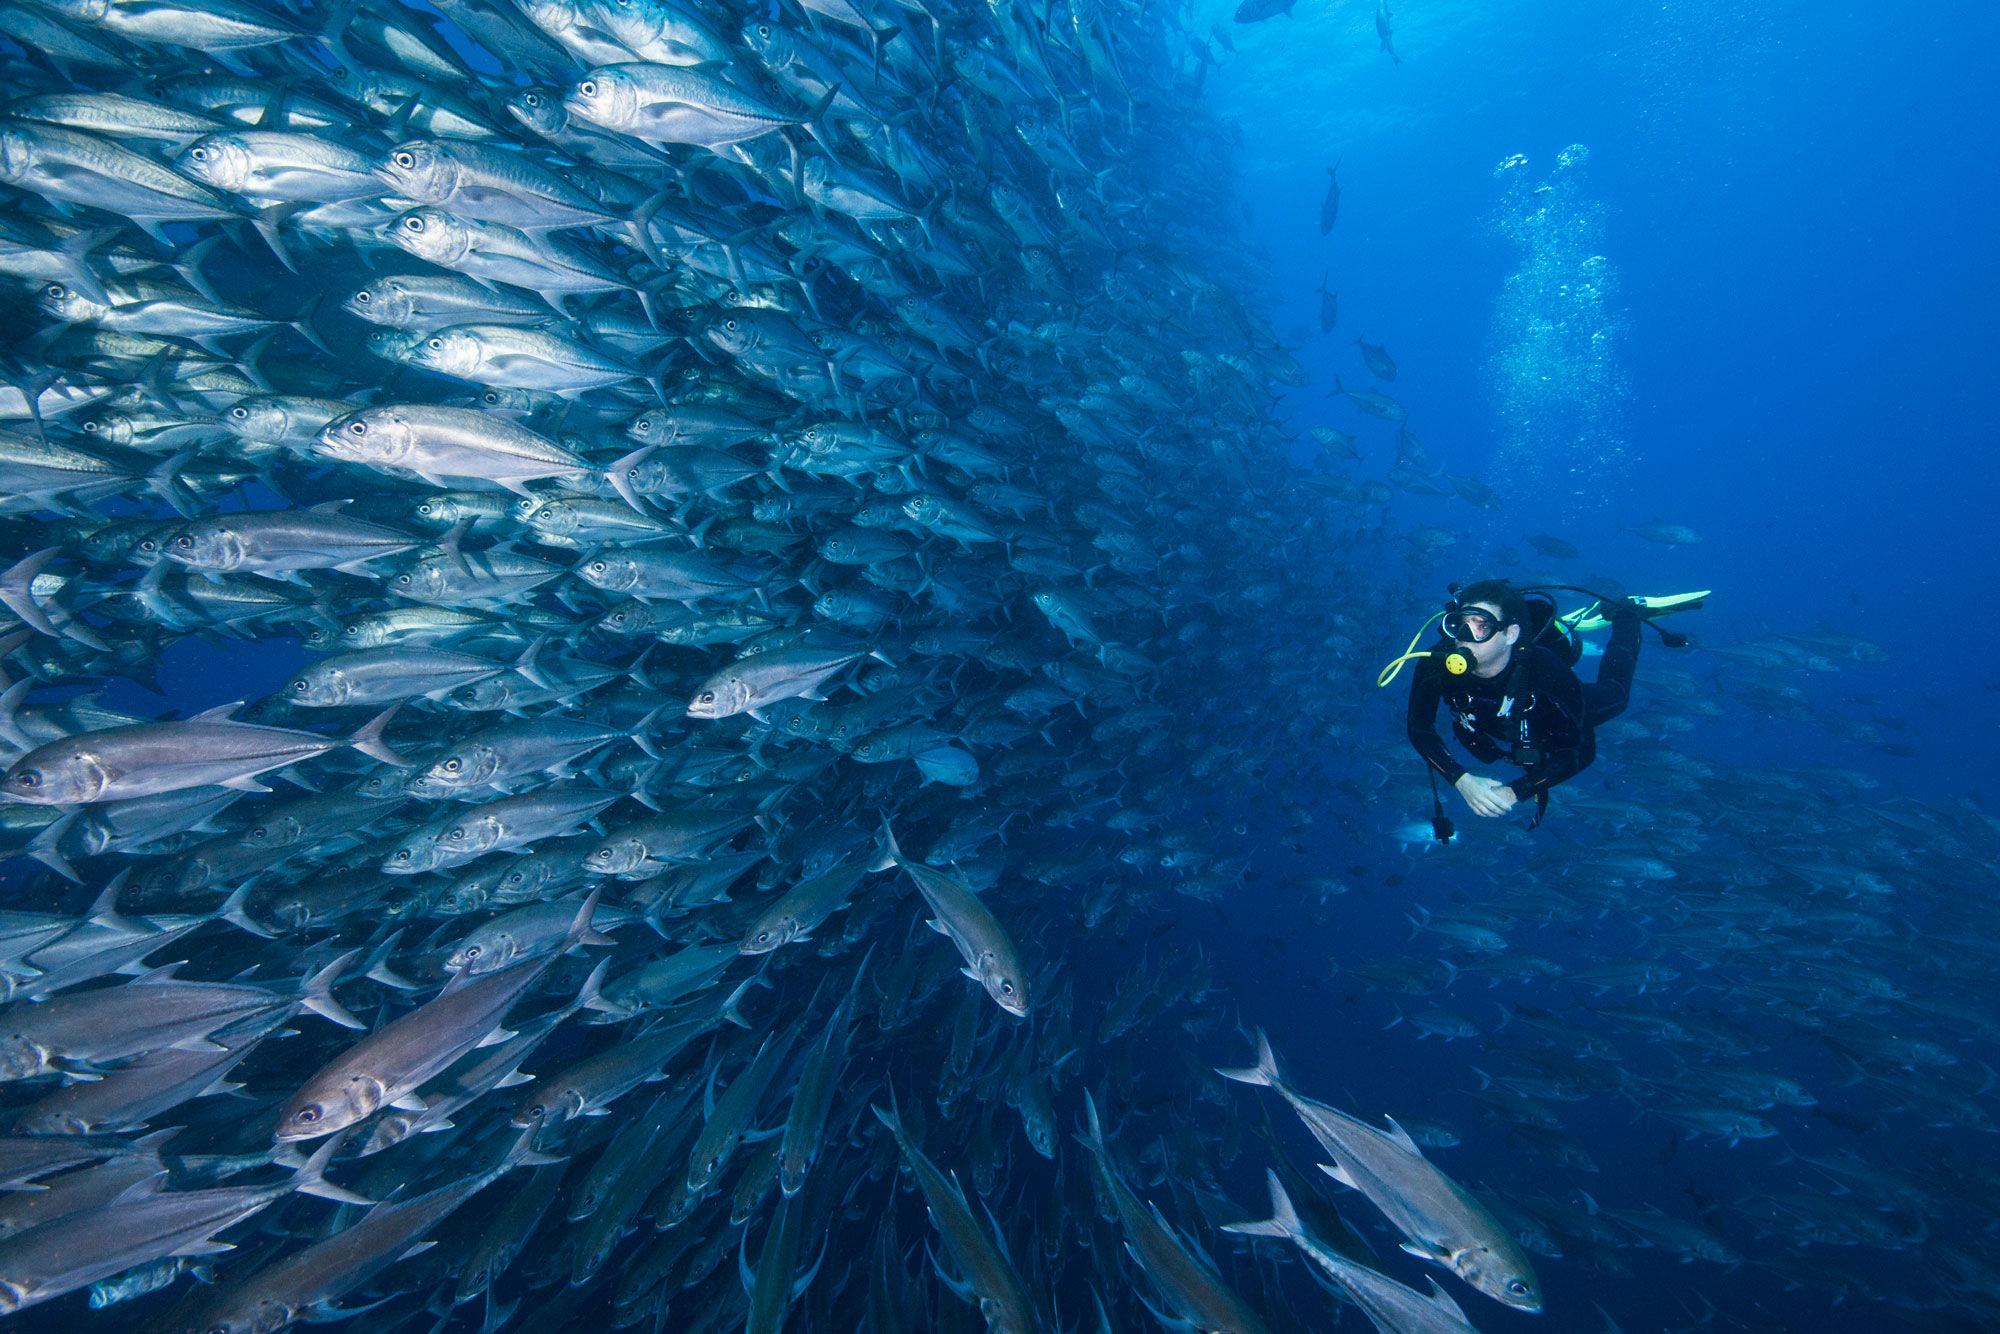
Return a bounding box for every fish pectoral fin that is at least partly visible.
[389,1093,429,1112]
[1399,1239,1450,1263]
[219,776,272,792]
[474,1027,518,1048]
[1423,1278,1470,1322]
[1129,1283,1199,1333]
[308,1292,400,1321]
[1319,1160,1359,1190]
[168,1036,228,1053]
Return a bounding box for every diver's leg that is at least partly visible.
[1583,610,1641,728]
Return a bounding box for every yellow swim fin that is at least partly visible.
[1565,589,1710,633]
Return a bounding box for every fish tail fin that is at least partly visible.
[497,1123,565,1174]
[298,948,365,1029]
[873,817,903,872]
[0,677,34,751]
[578,957,617,1014]
[0,548,58,636]
[628,704,667,760]
[291,1130,372,1205]
[349,703,408,767]
[1223,1169,1301,1241]
[719,974,760,1030]
[28,812,79,883]
[1215,1028,1281,1088]
[362,929,421,991]
[870,1092,904,1141]
[563,887,603,952]
[218,882,276,939]
[606,444,655,515]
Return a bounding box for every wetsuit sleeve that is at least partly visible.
[1406,658,1466,784]
[1508,652,1592,799]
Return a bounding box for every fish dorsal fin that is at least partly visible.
[191,700,245,722]
[110,1170,170,1204]
[1424,1278,1468,1323]
[130,961,185,985]
[1381,1113,1423,1156]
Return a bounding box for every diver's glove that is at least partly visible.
[1600,596,1646,623]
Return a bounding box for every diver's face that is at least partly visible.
[1457,600,1520,675]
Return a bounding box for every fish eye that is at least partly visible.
[174,535,193,548]
[43,283,64,299]
[393,151,414,168]
[589,561,606,574]
[697,691,713,704]
[1001,981,1015,994]
[522,93,541,106]
[294,1105,320,1123]
[15,772,37,788]
[443,758,460,771]
[347,421,367,434]
[1509,1281,1530,1296]
[463,945,479,957]
[427,338,443,349]
[578,80,595,96]
[353,289,370,302]
[229,405,248,418]
[189,146,208,160]
[394,849,411,861]
[403,216,424,231]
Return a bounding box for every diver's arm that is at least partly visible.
[1508,655,1593,799]
[1405,659,1466,783]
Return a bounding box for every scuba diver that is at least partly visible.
[1382,581,1705,836]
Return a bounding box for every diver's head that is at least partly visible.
[1445,579,1524,676]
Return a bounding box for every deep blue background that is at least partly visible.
[1185,3,1999,1329]
[1201,0,1998,796]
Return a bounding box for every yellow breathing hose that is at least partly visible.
[1376,611,1445,688]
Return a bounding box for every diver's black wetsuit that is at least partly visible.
[1406,614,1641,801]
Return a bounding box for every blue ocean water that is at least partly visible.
[1184,2,2000,1329]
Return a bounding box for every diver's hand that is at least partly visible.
[1455,774,1517,818]
[1600,596,1646,623]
